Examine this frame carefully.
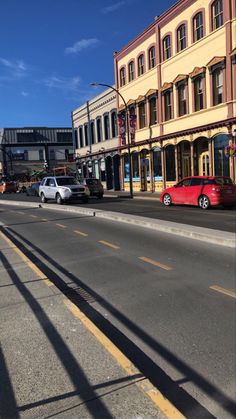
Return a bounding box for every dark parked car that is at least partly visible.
[26,182,40,197]
[160,176,236,209]
[79,178,104,199]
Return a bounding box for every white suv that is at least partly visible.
[39,176,90,204]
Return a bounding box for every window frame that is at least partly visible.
[162,89,173,121]
[148,45,156,69]
[119,66,126,87]
[192,10,205,42]
[138,101,146,129]
[176,80,189,117]
[149,95,157,126]
[162,34,172,61]
[212,67,224,106]
[176,23,187,52]
[210,0,224,31]
[137,53,145,76]
[128,60,135,82]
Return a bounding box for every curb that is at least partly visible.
[0,199,235,248]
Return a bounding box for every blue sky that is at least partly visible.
[1,0,176,128]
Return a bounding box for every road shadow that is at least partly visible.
[3,226,236,418]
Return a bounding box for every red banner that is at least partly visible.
[129,114,136,144]
[118,113,126,145]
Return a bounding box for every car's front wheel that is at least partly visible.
[198,195,210,209]
[163,193,172,206]
[41,193,47,203]
[56,193,63,205]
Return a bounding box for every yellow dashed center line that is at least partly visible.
[41,218,48,222]
[139,256,172,271]
[98,240,120,249]
[55,223,67,229]
[210,285,236,299]
[74,230,88,237]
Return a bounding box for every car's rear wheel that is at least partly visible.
[56,193,63,205]
[163,193,172,206]
[41,193,47,203]
[198,195,210,209]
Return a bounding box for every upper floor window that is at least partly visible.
[84,124,88,146]
[79,127,83,148]
[212,0,223,30]
[148,47,156,69]
[138,54,145,76]
[128,61,135,82]
[193,77,204,111]
[104,114,110,140]
[90,121,95,144]
[193,12,204,41]
[96,118,102,142]
[120,67,126,87]
[149,97,157,125]
[177,24,186,52]
[178,84,187,116]
[111,111,117,138]
[163,90,172,121]
[163,36,171,60]
[213,68,223,105]
[138,102,146,128]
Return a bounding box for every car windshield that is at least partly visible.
[86,179,99,185]
[214,177,233,185]
[56,177,78,186]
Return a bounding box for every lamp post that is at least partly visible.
[91,82,133,198]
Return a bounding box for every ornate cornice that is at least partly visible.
[206,56,225,68]
[189,66,206,78]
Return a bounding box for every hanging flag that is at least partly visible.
[129,114,136,144]
[118,112,126,145]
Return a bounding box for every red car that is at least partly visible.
[160,176,236,209]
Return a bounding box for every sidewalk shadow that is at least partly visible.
[3,226,236,418]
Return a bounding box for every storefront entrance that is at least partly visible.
[199,152,210,176]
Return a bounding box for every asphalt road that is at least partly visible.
[1,192,236,233]
[0,204,235,418]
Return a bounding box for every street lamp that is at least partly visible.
[91,82,133,198]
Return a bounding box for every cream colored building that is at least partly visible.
[114,0,236,192]
[72,87,120,190]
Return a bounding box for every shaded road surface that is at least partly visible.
[1,192,236,232]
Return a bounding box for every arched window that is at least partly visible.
[193,12,204,42]
[90,121,95,144]
[165,145,176,181]
[104,114,110,140]
[163,35,171,60]
[84,124,88,146]
[148,46,156,69]
[96,118,102,142]
[212,0,223,30]
[120,67,125,87]
[128,61,135,82]
[214,134,229,176]
[132,152,139,178]
[111,111,117,138]
[177,24,186,51]
[153,148,162,179]
[79,126,83,148]
[138,54,145,76]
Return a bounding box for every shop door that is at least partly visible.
[182,154,191,178]
[199,152,210,176]
[140,158,149,191]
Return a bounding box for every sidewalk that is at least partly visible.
[103,190,161,200]
[0,230,168,419]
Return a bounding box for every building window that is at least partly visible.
[90,121,95,144]
[212,0,223,30]
[165,145,176,181]
[163,91,172,121]
[213,68,223,105]
[193,12,204,41]
[138,54,145,76]
[120,67,126,87]
[39,149,44,161]
[128,61,135,82]
[84,125,88,146]
[148,46,156,69]
[96,118,102,143]
[163,36,171,60]
[79,127,83,148]
[178,84,187,116]
[138,102,146,128]
[153,149,162,178]
[149,96,157,125]
[111,112,117,138]
[193,77,204,111]
[104,114,110,140]
[177,24,186,51]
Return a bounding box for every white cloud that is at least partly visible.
[0,57,27,78]
[65,38,100,55]
[43,75,81,92]
[21,91,29,97]
[101,1,125,14]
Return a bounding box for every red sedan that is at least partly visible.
[160,176,236,209]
